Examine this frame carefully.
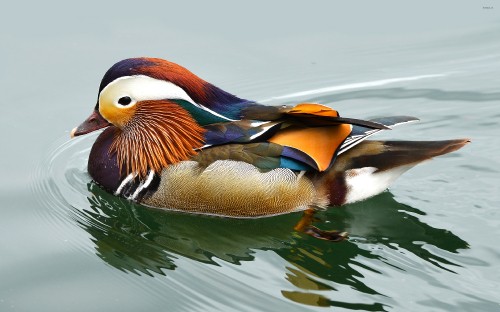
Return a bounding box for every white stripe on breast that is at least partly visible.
[130,170,155,200]
[115,173,136,195]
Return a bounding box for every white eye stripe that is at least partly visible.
[100,75,198,105]
[99,75,234,121]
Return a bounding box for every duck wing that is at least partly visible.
[200,104,416,172]
[338,116,419,155]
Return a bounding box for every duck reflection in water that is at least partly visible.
[79,181,468,307]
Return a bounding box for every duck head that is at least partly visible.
[72,57,253,177]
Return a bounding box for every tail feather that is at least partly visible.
[318,138,470,205]
[349,139,471,173]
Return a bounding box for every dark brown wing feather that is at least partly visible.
[335,139,471,173]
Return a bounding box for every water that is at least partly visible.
[1,1,500,311]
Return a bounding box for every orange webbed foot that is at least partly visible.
[294,208,348,242]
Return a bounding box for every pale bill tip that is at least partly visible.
[70,127,77,139]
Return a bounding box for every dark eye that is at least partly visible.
[118,96,132,106]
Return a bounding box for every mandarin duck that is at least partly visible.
[71,57,469,241]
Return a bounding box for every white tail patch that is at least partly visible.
[344,165,414,204]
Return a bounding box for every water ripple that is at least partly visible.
[29,91,483,310]
[260,73,452,102]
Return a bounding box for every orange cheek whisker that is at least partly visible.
[110,100,205,178]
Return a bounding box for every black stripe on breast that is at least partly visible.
[135,174,161,202]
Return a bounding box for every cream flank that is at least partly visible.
[142,160,329,218]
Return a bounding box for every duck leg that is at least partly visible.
[294,208,348,242]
